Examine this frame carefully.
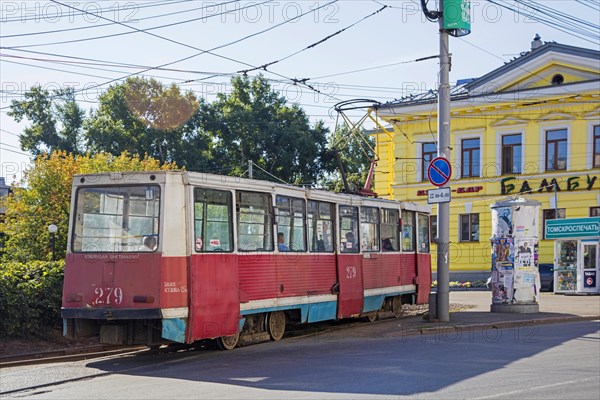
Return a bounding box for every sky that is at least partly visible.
[1,0,598,184]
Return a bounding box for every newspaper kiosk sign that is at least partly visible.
[545,217,600,239]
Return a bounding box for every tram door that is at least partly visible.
[336,205,364,318]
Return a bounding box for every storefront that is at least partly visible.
[546,218,600,294]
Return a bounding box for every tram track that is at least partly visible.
[0,345,148,368]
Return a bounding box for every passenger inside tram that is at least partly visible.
[277,232,290,251]
[382,238,394,251]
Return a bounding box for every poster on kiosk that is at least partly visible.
[490,198,541,312]
[545,217,600,294]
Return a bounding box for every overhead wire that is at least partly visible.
[485,0,599,45]
[0,0,193,23]
[237,5,389,75]
[0,1,239,38]
[0,1,343,110]
[2,1,268,49]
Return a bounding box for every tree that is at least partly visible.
[8,86,84,155]
[321,123,377,193]
[0,151,178,262]
[202,75,332,184]
[84,77,199,163]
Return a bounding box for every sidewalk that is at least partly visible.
[421,291,600,333]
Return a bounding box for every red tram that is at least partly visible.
[62,171,431,349]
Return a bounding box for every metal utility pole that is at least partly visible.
[421,0,471,322]
[437,14,451,322]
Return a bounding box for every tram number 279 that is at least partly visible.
[92,287,124,305]
[346,266,357,279]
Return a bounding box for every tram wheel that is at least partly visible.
[365,312,378,322]
[391,296,403,318]
[217,332,240,350]
[266,311,286,341]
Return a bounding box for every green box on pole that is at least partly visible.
[443,0,471,36]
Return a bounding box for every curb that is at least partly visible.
[400,315,600,337]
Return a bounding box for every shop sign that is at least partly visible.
[584,271,596,289]
[501,174,598,195]
[545,217,600,239]
[417,185,482,196]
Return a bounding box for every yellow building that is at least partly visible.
[373,39,600,281]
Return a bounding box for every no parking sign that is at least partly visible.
[427,157,452,187]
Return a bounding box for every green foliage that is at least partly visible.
[0,151,178,262]
[321,124,376,192]
[202,75,332,183]
[8,86,84,155]
[84,77,199,163]
[8,76,371,190]
[0,261,64,338]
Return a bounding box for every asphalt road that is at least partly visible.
[2,319,598,400]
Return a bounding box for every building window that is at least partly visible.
[460,214,479,242]
[430,215,438,243]
[542,208,566,239]
[422,142,437,180]
[545,129,568,171]
[461,138,480,178]
[501,134,522,174]
[594,125,600,168]
[590,207,600,217]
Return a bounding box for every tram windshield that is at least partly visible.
[72,185,160,252]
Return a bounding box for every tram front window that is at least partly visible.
[72,186,160,252]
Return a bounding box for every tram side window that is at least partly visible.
[194,188,232,252]
[417,213,430,253]
[308,200,334,252]
[237,191,273,251]
[339,205,359,253]
[360,206,380,252]
[72,186,160,253]
[381,208,399,251]
[276,195,306,252]
[401,210,416,252]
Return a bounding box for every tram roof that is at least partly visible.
[72,170,430,213]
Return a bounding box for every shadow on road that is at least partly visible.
[85,317,600,396]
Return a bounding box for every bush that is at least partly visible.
[0,261,64,338]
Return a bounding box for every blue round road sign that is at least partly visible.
[428,157,452,187]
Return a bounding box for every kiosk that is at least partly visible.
[490,197,541,313]
[545,217,600,294]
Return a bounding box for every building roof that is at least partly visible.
[376,40,600,109]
